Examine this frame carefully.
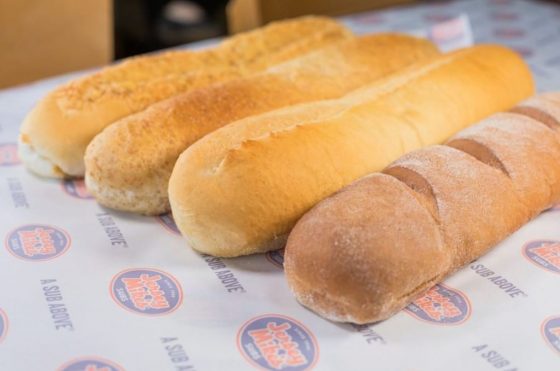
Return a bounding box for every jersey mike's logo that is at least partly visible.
[428,15,465,43]
[237,314,319,371]
[494,27,525,39]
[62,179,93,199]
[542,316,560,355]
[111,268,183,315]
[156,213,180,235]
[523,240,560,274]
[0,309,8,343]
[512,46,533,58]
[0,143,20,166]
[57,357,124,371]
[404,284,471,325]
[266,249,285,268]
[5,224,71,261]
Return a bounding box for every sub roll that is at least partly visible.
[168,44,534,257]
[285,93,560,324]
[18,16,350,178]
[85,34,440,215]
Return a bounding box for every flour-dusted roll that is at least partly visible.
[284,93,560,324]
[18,16,351,178]
[168,44,534,258]
[85,34,440,215]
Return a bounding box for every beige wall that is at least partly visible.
[0,0,112,88]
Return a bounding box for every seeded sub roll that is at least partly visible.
[168,45,534,257]
[284,93,560,324]
[18,16,351,178]
[84,34,440,215]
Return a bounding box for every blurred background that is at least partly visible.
[0,0,559,88]
[0,0,425,88]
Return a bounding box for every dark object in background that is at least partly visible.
[114,0,228,59]
[114,0,424,59]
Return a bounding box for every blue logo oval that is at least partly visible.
[237,314,319,370]
[404,284,471,325]
[523,240,560,274]
[266,249,285,268]
[58,357,124,371]
[542,316,560,355]
[62,179,94,199]
[5,224,71,261]
[156,214,180,235]
[0,143,20,166]
[111,268,183,316]
[0,309,8,343]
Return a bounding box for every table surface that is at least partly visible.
[1,0,560,370]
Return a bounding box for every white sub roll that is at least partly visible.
[84,34,439,215]
[168,45,534,257]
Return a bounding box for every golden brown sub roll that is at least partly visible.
[84,34,440,215]
[18,16,350,178]
[284,93,560,324]
[168,44,534,258]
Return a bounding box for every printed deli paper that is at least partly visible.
[1,1,560,370]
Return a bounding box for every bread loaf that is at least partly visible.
[84,34,440,215]
[284,93,560,324]
[18,16,351,178]
[168,45,534,258]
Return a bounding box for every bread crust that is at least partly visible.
[168,45,534,257]
[84,34,440,215]
[19,16,351,178]
[285,94,560,323]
